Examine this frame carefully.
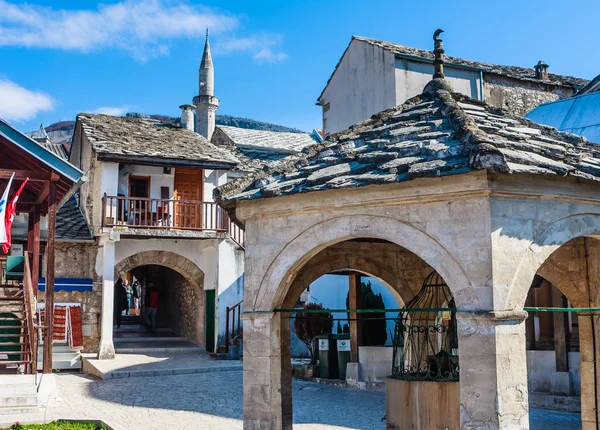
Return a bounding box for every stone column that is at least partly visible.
[243,311,292,430]
[457,311,530,429]
[581,237,600,430]
[98,237,116,360]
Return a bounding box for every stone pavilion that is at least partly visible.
[217,31,600,429]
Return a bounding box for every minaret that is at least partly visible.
[193,29,219,140]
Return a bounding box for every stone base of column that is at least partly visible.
[98,341,115,360]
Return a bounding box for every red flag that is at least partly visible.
[2,178,29,254]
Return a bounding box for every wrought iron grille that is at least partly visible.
[392,271,459,381]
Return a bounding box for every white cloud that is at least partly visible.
[252,48,288,63]
[92,106,130,116]
[0,79,54,122]
[216,32,288,63]
[0,0,240,61]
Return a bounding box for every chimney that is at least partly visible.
[534,61,549,80]
[179,104,195,131]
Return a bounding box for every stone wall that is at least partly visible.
[236,171,600,429]
[164,268,205,346]
[484,74,575,116]
[41,241,101,352]
[288,240,433,307]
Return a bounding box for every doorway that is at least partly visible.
[174,168,203,228]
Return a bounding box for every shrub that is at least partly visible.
[294,303,333,365]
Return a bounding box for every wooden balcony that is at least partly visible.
[102,194,245,247]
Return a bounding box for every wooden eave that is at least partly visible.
[0,120,85,216]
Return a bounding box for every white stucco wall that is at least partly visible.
[113,238,221,292]
[320,40,397,135]
[394,59,481,105]
[99,162,119,233]
[117,165,175,199]
[320,40,482,135]
[216,239,245,347]
[204,169,227,203]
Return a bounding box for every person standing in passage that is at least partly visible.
[113,278,127,328]
[145,286,159,332]
[133,280,141,316]
[123,279,134,316]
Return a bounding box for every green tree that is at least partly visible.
[346,280,387,346]
[294,303,333,365]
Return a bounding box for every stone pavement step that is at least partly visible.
[113,325,172,333]
[82,351,242,380]
[98,364,243,379]
[114,339,203,354]
[0,406,40,416]
[0,410,45,427]
[114,336,186,343]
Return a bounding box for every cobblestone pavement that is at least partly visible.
[28,371,581,429]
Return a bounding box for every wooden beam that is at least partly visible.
[27,206,41,294]
[349,272,362,363]
[42,181,56,374]
[0,169,53,182]
[35,183,50,205]
[552,285,569,372]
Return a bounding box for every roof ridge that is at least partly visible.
[352,36,588,87]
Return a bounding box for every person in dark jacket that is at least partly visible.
[113,278,128,328]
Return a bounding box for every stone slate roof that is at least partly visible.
[318,36,589,102]
[212,126,320,174]
[217,126,319,154]
[217,78,600,207]
[27,124,70,159]
[56,194,93,241]
[78,114,239,167]
[39,142,70,159]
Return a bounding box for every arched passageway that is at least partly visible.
[253,235,462,429]
[114,251,206,346]
[505,213,600,430]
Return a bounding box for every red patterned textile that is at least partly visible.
[39,305,69,343]
[68,306,83,350]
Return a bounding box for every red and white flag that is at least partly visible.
[0,173,15,250]
[1,177,28,254]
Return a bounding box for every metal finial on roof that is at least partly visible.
[433,29,445,79]
[206,28,209,39]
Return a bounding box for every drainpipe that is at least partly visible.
[583,237,600,430]
[479,70,485,102]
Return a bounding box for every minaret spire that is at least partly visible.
[199,28,214,96]
[194,28,219,140]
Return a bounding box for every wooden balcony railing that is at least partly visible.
[102,195,245,248]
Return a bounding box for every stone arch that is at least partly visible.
[506,213,600,310]
[253,214,478,312]
[114,250,206,345]
[114,250,205,289]
[284,242,426,309]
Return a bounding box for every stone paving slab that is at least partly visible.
[1,370,583,429]
[82,352,242,380]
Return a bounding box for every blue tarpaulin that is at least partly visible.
[38,278,93,292]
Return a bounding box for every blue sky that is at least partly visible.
[1,0,599,133]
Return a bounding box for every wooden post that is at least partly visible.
[26,205,41,294]
[42,180,57,374]
[349,272,362,363]
[552,285,569,372]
